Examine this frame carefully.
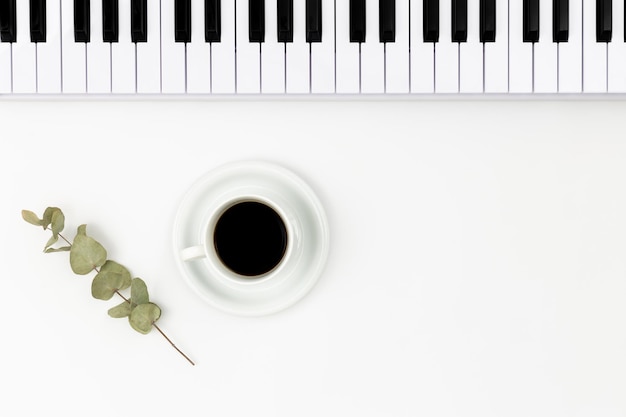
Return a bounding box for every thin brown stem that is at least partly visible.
[115,290,129,303]
[115,290,195,366]
[56,231,72,246]
[153,323,196,366]
[50,228,194,365]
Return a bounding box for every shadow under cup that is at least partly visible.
[213,201,288,278]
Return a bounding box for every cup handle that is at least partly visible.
[180,245,206,261]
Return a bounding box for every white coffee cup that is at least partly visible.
[173,161,329,316]
[180,189,302,288]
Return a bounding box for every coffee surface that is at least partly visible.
[214,201,288,277]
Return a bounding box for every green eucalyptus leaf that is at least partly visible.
[22,210,43,226]
[108,301,132,318]
[129,303,161,334]
[91,260,132,300]
[44,234,59,251]
[44,246,71,253]
[76,224,87,237]
[42,207,62,230]
[91,277,118,300]
[69,225,107,275]
[130,278,149,306]
[99,260,132,289]
[50,209,65,237]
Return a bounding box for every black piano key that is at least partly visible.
[205,0,221,42]
[423,0,439,42]
[249,0,265,42]
[596,0,611,42]
[74,0,90,42]
[175,0,191,42]
[131,0,147,42]
[379,0,395,42]
[306,0,322,42]
[452,0,467,42]
[350,0,366,42]
[102,0,118,42]
[553,0,568,42]
[480,0,495,42]
[30,0,46,42]
[277,0,293,42]
[523,0,539,42]
[0,0,16,42]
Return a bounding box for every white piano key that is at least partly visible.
[285,0,309,94]
[534,0,557,92]
[61,0,86,93]
[285,43,309,93]
[361,0,384,93]
[483,0,508,92]
[558,0,582,92]
[335,0,360,93]
[310,0,334,93]
[262,0,285,94]
[187,0,211,93]
[236,0,261,93]
[37,0,62,93]
[12,0,37,93]
[410,0,435,93]
[435,0,459,93]
[112,0,136,93]
[211,0,236,93]
[385,0,409,93]
[608,0,626,92]
[508,0,533,93]
[161,0,186,93]
[87,0,112,93]
[459,0,483,93]
[136,0,161,93]
[582,0,607,92]
[0,43,11,93]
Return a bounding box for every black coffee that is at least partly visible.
[213,201,288,277]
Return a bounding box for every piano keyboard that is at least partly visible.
[0,0,624,95]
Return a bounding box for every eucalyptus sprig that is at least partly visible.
[22,207,195,366]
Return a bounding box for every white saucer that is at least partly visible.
[172,161,330,316]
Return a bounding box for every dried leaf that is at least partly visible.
[44,246,71,253]
[22,210,43,226]
[69,225,107,275]
[129,303,161,334]
[108,301,132,318]
[76,224,87,236]
[130,278,149,306]
[99,260,132,288]
[91,260,132,300]
[44,234,59,251]
[42,207,62,230]
[50,209,65,237]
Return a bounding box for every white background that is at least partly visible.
[1,99,626,416]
